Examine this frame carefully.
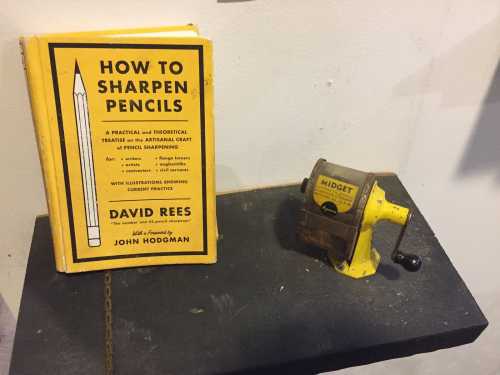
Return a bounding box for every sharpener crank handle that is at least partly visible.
[391,212,422,272]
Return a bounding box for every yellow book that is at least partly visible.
[20,25,216,273]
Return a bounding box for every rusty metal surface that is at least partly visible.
[299,159,376,263]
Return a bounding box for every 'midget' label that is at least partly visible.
[313,175,359,213]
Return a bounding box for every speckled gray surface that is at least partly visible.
[10,177,487,375]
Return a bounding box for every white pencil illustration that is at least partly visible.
[73,61,101,247]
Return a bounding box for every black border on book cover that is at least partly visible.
[48,43,208,263]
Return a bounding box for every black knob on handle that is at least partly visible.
[393,251,422,272]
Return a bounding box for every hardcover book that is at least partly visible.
[21,25,216,273]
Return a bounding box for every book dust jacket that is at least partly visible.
[21,26,216,272]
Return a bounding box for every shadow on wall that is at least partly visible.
[395,16,500,108]
[216,164,241,193]
[394,16,500,181]
[456,60,500,182]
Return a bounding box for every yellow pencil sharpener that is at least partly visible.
[298,159,422,279]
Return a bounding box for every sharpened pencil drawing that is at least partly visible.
[73,61,101,247]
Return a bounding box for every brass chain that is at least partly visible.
[104,270,113,375]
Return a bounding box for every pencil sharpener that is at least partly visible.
[298,159,422,279]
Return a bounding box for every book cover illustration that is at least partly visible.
[73,62,101,247]
[21,27,216,272]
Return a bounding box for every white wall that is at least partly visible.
[1,0,499,373]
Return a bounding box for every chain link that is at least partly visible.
[104,270,113,375]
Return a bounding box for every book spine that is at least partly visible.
[20,38,66,271]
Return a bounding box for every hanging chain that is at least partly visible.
[104,270,113,375]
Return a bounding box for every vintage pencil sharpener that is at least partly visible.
[298,159,422,279]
